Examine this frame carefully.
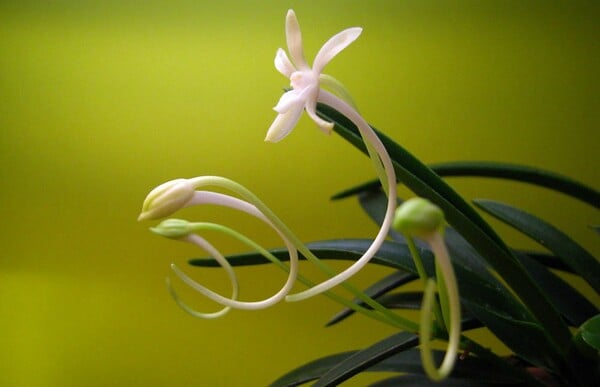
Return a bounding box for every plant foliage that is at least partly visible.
[189,104,599,386]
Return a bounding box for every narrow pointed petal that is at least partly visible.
[265,105,303,142]
[274,48,296,78]
[305,101,334,134]
[273,90,302,114]
[285,9,309,70]
[313,27,362,74]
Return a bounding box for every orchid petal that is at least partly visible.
[273,90,302,114]
[274,48,296,78]
[305,101,334,134]
[265,104,304,143]
[313,27,362,74]
[285,9,309,70]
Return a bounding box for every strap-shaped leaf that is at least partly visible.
[514,251,598,327]
[431,162,600,208]
[578,314,600,352]
[317,103,571,354]
[334,161,600,209]
[520,251,574,273]
[271,348,524,387]
[189,239,432,273]
[353,188,552,363]
[190,238,550,365]
[370,374,525,387]
[326,271,417,326]
[270,351,355,387]
[474,199,600,294]
[312,332,419,387]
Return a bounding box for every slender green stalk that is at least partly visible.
[185,177,418,332]
[406,236,445,331]
[188,222,405,328]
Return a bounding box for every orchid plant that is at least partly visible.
[139,9,600,386]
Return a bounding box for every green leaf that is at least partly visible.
[519,251,574,273]
[317,103,572,354]
[474,199,600,294]
[326,271,417,327]
[271,342,531,386]
[370,374,523,387]
[514,251,598,327]
[312,332,419,387]
[188,239,432,273]
[352,189,552,363]
[270,352,355,387]
[191,237,550,365]
[332,161,600,209]
[579,314,600,352]
[369,291,425,310]
[430,162,600,208]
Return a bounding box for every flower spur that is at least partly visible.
[266,10,399,302]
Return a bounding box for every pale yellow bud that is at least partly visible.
[150,218,194,239]
[138,179,195,221]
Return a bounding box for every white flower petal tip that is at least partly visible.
[138,178,195,221]
[265,105,303,143]
[313,27,363,74]
[274,48,295,78]
[285,9,308,71]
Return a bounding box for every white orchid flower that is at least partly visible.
[265,9,362,142]
[264,10,399,303]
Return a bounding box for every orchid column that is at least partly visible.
[265,10,398,302]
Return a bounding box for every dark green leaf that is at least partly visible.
[514,251,598,326]
[189,239,433,273]
[474,199,600,294]
[270,351,355,387]
[370,374,524,387]
[312,332,419,387]
[272,348,521,387]
[370,291,424,310]
[333,161,600,209]
[580,314,600,352]
[518,251,574,273]
[191,236,551,365]
[326,271,417,327]
[318,103,572,354]
[351,188,550,363]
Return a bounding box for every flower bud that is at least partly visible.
[150,218,194,239]
[138,179,195,221]
[393,198,444,239]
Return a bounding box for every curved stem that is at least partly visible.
[169,191,299,311]
[406,236,446,331]
[285,89,397,300]
[182,183,416,330]
[419,232,461,380]
[202,222,406,327]
[167,232,236,319]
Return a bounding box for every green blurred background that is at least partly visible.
[1,1,598,386]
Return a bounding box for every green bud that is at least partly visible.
[150,218,194,239]
[138,179,195,221]
[393,198,444,239]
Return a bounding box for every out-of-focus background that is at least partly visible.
[1,1,598,385]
